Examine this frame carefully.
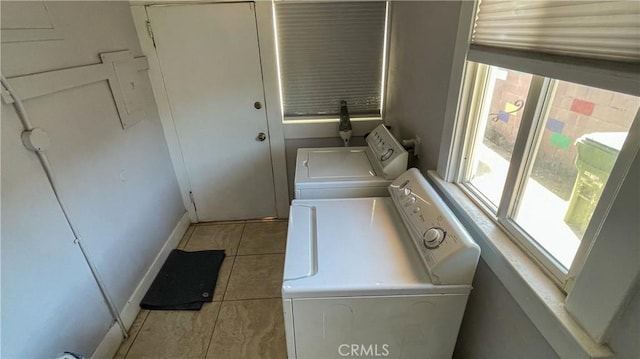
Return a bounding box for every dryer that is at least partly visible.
[294,124,408,199]
[283,168,480,358]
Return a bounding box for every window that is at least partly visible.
[450,0,640,290]
[459,62,639,286]
[454,0,640,290]
[436,0,640,350]
[273,1,388,121]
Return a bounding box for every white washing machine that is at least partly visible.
[294,124,408,199]
[283,168,480,359]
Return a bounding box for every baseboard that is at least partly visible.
[119,212,191,328]
[91,212,191,358]
[91,323,122,359]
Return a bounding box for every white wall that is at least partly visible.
[453,260,560,359]
[384,2,639,358]
[608,286,640,359]
[384,1,461,171]
[588,148,639,358]
[1,105,115,357]
[1,1,184,357]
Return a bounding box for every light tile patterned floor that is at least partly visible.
[115,220,288,359]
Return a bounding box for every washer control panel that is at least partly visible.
[389,168,480,285]
[366,124,408,179]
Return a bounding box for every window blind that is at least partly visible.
[275,1,387,119]
[471,1,640,62]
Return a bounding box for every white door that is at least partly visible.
[148,3,277,221]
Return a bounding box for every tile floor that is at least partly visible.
[115,220,288,359]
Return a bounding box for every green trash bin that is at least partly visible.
[564,132,626,237]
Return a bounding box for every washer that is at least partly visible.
[283,168,480,359]
[294,124,408,199]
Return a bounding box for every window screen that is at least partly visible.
[275,1,387,119]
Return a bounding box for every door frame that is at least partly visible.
[130,1,290,222]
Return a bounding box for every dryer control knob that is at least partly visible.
[423,227,446,248]
[381,148,394,161]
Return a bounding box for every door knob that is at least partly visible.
[254,101,262,109]
[257,132,267,141]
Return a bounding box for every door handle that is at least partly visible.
[256,132,267,141]
[254,101,262,109]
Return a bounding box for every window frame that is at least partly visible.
[455,60,639,292]
[455,62,596,292]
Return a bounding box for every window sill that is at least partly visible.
[427,170,613,359]
[282,117,382,139]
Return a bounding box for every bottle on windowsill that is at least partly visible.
[339,100,352,147]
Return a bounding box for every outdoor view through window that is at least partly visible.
[467,66,639,270]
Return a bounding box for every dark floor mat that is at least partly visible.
[140,249,225,310]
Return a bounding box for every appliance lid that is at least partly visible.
[283,197,470,298]
[304,148,377,179]
[284,204,317,281]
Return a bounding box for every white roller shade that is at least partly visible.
[471,1,640,62]
[275,1,387,119]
